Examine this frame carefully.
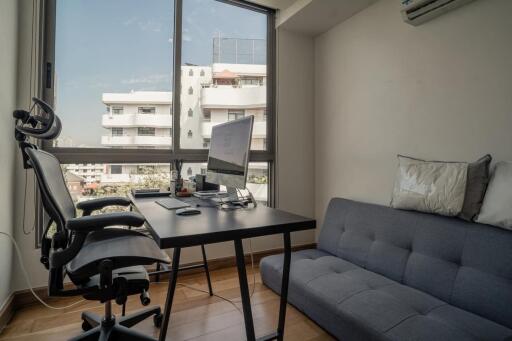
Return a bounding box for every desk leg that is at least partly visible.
[158,247,181,341]
[201,244,213,296]
[277,232,291,340]
[234,239,256,341]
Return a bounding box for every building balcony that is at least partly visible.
[201,121,266,138]
[102,114,172,128]
[101,135,172,146]
[201,86,266,109]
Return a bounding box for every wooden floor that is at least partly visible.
[0,266,334,341]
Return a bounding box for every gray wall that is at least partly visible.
[0,0,18,309]
[314,0,512,224]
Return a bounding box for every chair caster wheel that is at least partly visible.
[82,320,93,331]
[153,313,163,328]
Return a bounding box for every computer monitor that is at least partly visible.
[206,116,254,201]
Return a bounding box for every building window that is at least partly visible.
[203,138,210,148]
[200,69,205,77]
[187,167,193,176]
[188,69,194,76]
[188,108,193,117]
[112,106,123,115]
[228,109,245,121]
[110,165,122,174]
[106,106,111,113]
[263,138,267,150]
[263,109,267,121]
[188,86,193,95]
[111,128,123,136]
[138,107,156,114]
[203,109,211,122]
[137,127,155,136]
[187,130,193,138]
[239,77,262,86]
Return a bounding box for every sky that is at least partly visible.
[55,0,267,147]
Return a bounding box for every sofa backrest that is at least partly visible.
[318,198,512,329]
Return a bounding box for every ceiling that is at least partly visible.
[277,0,379,36]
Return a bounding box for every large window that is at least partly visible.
[42,0,276,235]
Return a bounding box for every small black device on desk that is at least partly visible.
[131,188,172,198]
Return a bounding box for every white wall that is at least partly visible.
[276,29,316,246]
[11,20,317,290]
[314,0,512,224]
[0,0,18,309]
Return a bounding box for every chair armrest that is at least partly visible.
[77,197,131,214]
[66,212,145,232]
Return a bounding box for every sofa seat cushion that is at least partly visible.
[260,249,512,341]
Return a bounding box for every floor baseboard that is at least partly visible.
[0,242,316,331]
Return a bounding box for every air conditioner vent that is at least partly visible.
[401,0,477,26]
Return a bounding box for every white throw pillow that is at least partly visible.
[476,162,512,230]
[390,155,468,216]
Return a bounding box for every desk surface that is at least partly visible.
[130,195,316,249]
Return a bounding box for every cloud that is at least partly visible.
[121,74,170,85]
[124,16,163,33]
[182,28,193,42]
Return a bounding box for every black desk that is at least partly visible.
[130,195,316,341]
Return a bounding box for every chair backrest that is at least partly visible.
[26,147,76,231]
[318,198,512,329]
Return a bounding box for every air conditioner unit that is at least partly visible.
[401,0,476,26]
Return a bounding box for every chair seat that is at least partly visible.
[67,228,170,284]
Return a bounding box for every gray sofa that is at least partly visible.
[260,198,512,340]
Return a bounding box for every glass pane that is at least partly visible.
[179,0,268,151]
[63,163,170,207]
[181,162,268,206]
[53,0,174,149]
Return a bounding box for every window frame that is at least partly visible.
[41,0,276,204]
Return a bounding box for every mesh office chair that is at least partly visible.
[14,98,171,341]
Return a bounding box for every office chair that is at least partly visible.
[14,98,171,341]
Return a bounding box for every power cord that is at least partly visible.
[154,239,257,316]
[22,170,36,235]
[0,231,86,310]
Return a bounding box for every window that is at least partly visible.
[188,108,193,117]
[187,167,193,176]
[110,165,122,174]
[228,110,245,121]
[203,109,211,122]
[239,77,262,86]
[43,0,275,242]
[111,128,123,136]
[188,69,194,76]
[138,107,156,114]
[138,127,155,136]
[112,106,124,115]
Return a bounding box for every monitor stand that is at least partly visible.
[223,186,244,207]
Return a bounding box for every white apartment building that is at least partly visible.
[98,62,268,201]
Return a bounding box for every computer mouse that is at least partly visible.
[176,207,201,216]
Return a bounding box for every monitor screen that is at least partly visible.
[206,116,254,189]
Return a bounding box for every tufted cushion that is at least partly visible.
[316,198,512,329]
[261,250,512,341]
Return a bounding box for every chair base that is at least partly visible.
[70,306,162,341]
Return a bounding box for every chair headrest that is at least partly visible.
[14,97,61,141]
